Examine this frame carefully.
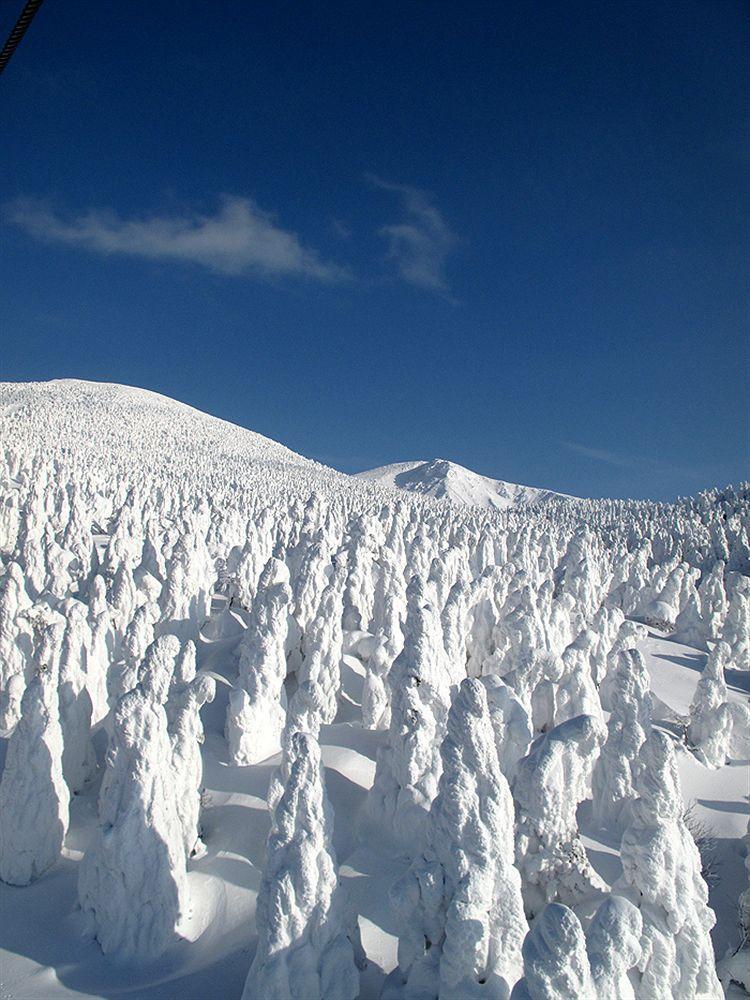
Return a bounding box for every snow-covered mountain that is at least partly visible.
[355,458,571,509]
[1,381,568,511]
[0,378,341,483]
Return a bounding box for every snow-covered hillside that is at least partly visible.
[355,458,571,509]
[1,379,749,1000]
[0,379,344,486]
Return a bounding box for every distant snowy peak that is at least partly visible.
[354,458,571,509]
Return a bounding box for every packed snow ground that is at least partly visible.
[1,380,749,1000]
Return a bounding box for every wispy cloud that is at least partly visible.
[6,195,348,282]
[562,441,641,470]
[562,441,705,480]
[367,175,456,295]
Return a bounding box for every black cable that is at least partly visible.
[0,0,45,76]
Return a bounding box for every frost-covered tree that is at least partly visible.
[440,577,472,672]
[362,561,405,731]
[592,649,652,828]
[0,621,70,885]
[226,557,293,765]
[58,599,97,793]
[589,604,625,685]
[289,562,346,730]
[167,641,216,858]
[599,619,648,712]
[386,678,527,1000]
[86,573,115,723]
[672,586,707,649]
[341,514,377,633]
[615,731,722,999]
[366,577,452,855]
[513,714,607,914]
[79,635,187,960]
[481,674,532,781]
[586,895,643,1000]
[108,561,138,638]
[0,561,33,734]
[687,641,734,768]
[722,574,750,670]
[242,732,361,1000]
[510,902,594,1000]
[698,561,728,641]
[554,629,603,726]
[719,819,750,992]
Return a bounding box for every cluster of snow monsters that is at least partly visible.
[0,381,749,998]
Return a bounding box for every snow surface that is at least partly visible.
[355,459,571,510]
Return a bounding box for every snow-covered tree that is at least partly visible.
[0,621,70,885]
[242,731,361,1000]
[58,600,97,793]
[672,586,707,649]
[0,561,33,734]
[698,561,728,641]
[687,641,734,768]
[510,902,594,1000]
[387,678,527,999]
[481,673,532,781]
[362,563,405,731]
[79,635,188,960]
[289,561,346,730]
[592,649,652,828]
[226,557,293,765]
[167,640,216,858]
[513,714,607,914]
[719,819,750,992]
[722,573,750,670]
[599,619,648,712]
[86,573,115,723]
[586,895,643,1000]
[615,731,722,999]
[366,577,452,855]
[554,629,603,726]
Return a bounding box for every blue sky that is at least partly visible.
[1,1,748,500]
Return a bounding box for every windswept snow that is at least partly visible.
[355,458,571,510]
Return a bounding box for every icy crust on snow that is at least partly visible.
[0,379,749,999]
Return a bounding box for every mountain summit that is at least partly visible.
[354,458,571,510]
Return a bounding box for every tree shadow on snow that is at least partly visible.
[652,649,705,673]
[725,668,750,695]
[698,797,750,816]
[324,768,368,861]
[199,802,271,875]
[319,722,385,763]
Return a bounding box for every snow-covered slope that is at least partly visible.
[355,458,571,509]
[0,378,341,483]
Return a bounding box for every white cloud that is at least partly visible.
[367,175,456,294]
[6,195,348,282]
